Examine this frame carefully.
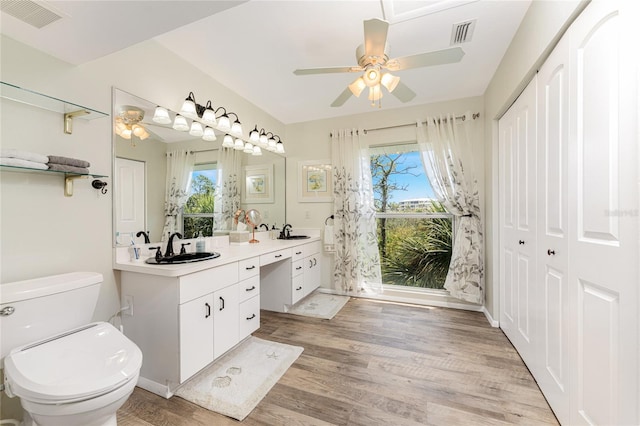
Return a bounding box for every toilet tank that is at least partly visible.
[0,272,102,360]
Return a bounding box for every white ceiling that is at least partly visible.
[1,0,531,124]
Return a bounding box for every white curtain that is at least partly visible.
[214,147,241,232]
[416,113,484,304]
[162,150,195,241]
[331,128,382,295]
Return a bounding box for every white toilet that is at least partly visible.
[0,272,143,426]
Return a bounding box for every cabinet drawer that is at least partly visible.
[179,262,238,304]
[238,256,260,281]
[260,248,291,266]
[292,274,305,305]
[238,275,260,303]
[292,247,305,261]
[292,259,304,277]
[239,295,260,338]
[303,241,321,257]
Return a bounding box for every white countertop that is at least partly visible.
[113,231,320,277]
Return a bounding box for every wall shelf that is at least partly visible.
[0,81,108,134]
[0,165,108,197]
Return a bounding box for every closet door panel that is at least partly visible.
[569,1,638,424]
[537,34,571,425]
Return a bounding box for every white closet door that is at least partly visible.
[115,157,146,244]
[536,33,571,426]
[568,1,639,424]
[499,77,538,370]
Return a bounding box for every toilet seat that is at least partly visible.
[3,321,143,405]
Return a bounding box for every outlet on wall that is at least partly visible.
[123,295,134,316]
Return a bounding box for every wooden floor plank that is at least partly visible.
[118,297,558,425]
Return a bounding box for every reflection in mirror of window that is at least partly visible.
[183,163,217,238]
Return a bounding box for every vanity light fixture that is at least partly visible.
[202,126,217,142]
[233,137,244,150]
[215,107,231,132]
[152,106,171,124]
[249,125,261,143]
[201,101,217,125]
[252,145,262,156]
[180,92,198,118]
[228,112,243,138]
[189,121,204,137]
[243,142,254,154]
[222,134,235,148]
[172,114,189,132]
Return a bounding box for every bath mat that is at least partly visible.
[175,337,302,421]
[287,291,350,319]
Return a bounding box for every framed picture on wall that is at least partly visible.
[298,160,332,202]
[242,163,274,203]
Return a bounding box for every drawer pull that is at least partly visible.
[296,251,302,255]
[245,285,256,292]
[245,265,256,270]
[295,266,302,271]
[275,254,283,258]
[246,313,256,320]
[296,286,302,291]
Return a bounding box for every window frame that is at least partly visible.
[182,162,217,237]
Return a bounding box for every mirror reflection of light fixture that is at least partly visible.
[152,106,171,124]
[243,142,254,153]
[189,121,204,137]
[202,126,217,142]
[252,145,262,156]
[249,125,260,143]
[116,106,150,145]
[172,114,189,132]
[233,138,244,150]
[222,134,234,148]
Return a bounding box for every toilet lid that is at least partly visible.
[4,322,142,404]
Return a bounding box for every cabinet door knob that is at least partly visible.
[313,258,317,266]
[246,313,256,320]
[245,265,256,270]
[547,249,555,256]
[518,240,525,245]
[219,297,225,311]
[205,302,211,318]
[275,254,283,258]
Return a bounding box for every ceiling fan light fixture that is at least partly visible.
[381,72,400,93]
[362,66,381,87]
[348,77,366,97]
[368,85,383,103]
[152,106,171,124]
[202,126,217,142]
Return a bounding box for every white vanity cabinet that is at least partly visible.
[303,241,321,296]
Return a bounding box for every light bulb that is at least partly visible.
[348,77,366,97]
[202,126,217,141]
[381,73,400,93]
[121,128,132,139]
[152,106,171,124]
[363,65,381,87]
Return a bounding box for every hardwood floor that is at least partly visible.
[117,297,558,425]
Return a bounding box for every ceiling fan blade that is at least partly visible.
[294,66,360,76]
[363,18,389,59]
[391,81,416,103]
[331,87,353,107]
[387,47,465,71]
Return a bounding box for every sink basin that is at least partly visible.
[145,251,221,264]
[278,235,310,240]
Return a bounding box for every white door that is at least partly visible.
[499,77,538,371]
[567,1,638,424]
[536,33,571,425]
[179,293,214,382]
[115,157,146,244]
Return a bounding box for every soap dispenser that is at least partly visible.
[196,231,206,253]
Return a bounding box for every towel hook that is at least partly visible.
[92,179,108,194]
[325,214,334,225]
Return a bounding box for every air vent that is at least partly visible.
[450,19,476,45]
[0,0,64,29]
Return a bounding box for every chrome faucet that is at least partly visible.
[165,232,183,257]
[279,224,292,239]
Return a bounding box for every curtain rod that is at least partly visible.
[166,148,219,156]
[363,112,480,135]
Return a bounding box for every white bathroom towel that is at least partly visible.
[324,225,334,245]
[1,149,49,164]
[0,157,48,170]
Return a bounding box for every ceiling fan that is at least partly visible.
[293,18,465,107]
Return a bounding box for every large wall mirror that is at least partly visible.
[112,88,286,247]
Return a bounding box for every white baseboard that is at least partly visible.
[482,306,500,328]
[136,376,173,399]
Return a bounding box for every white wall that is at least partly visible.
[0,35,285,323]
[482,0,588,318]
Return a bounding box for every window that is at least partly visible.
[370,143,453,290]
[183,163,217,238]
